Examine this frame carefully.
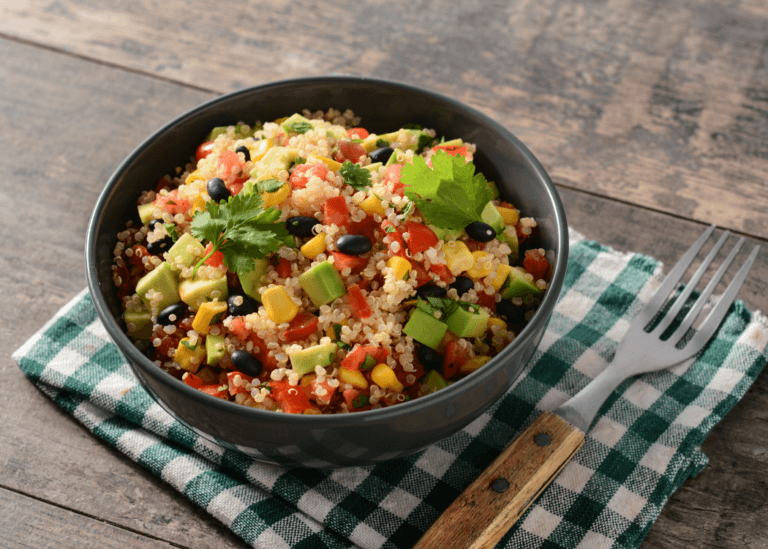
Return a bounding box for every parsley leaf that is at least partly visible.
[376,138,389,148]
[190,192,288,277]
[294,157,307,165]
[339,161,372,191]
[400,150,494,231]
[255,178,284,194]
[285,121,313,134]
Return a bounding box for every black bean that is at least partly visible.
[369,146,394,164]
[147,218,163,231]
[416,344,443,371]
[231,350,263,377]
[235,145,251,162]
[146,235,173,255]
[286,216,320,237]
[157,302,188,326]
[449,276,474,296]
[496,300,526,325]
[207,177,231,203]
[336,234,372,255]
[465,221,496,242]
[227,292,258,316]
[416,284,447,299]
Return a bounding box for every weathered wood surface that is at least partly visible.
[0,0,766,548]
[3,0,768,241]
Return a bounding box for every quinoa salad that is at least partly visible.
[112,108,552,414]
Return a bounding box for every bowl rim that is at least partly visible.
[86,75,568,428]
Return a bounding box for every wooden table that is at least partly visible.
[1,1,766,547]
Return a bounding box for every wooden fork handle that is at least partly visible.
[413,413,584,549]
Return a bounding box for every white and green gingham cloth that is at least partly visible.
[13,229,768,549]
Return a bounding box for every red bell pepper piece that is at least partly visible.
[182,372,204,389]
[332,251,368,274]
[276,257,292,278]
[442,340,469,380]
[226,371,255,396]
[523,249,549,280]
[429,263,453,283]
[269,380,312,414]
[347,284,372,319]
[198,384,230,400]
[281,312,319,342]
[380,220,407,258]
[409,260,433,287]
[341,344,390,370]
[324,196,349,227]
[404,221,438,253]
[195,141,215,161]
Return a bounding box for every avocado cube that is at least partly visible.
[422,369,449,392]
[138,202,156,225]
[281,113,314,135]
[364,162,382,172]
[135,262,180,313]
[205,333,226,366]
[501,267,542,299]
[178,275,228,310]
[238,258,270,302]
[385,147,405,166]
[376,128,423,150]
[440,138,464,147]
[403,308,448,349]
[446,304,490,338]
[289,342,338,375]
[502,226,519,261]
[124,307,153,339]
[480,202,505,236]
[249,146,300,180]
[298,261,346,307]
[166,233,205,270]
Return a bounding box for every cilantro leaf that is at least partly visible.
[255,178,284,194]
[286,121,313,134]
[376,138,389,148]
[416,133,435,152]
[339,161,372,191]
[190,192,288,277]
[400,150,494,231]
[294,157,307,166]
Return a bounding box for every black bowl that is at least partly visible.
[86,76,568,468]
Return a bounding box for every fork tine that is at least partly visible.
[651,230,730,336]
[638,224,716,326]
[684,244,760,352]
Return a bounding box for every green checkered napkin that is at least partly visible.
[14,229,768,549]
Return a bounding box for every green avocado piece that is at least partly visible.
[446,303,490,338]
[135,262,180,313]
[364,162,382,172]
[178,275,228,311]
[385,147,405,166]
[124,307,153,339]
[422,369,449,392]
[376,128,423,150]
[205,333,227,366]
[403,308,448,349]
[280,113,314,135]
[166,233,205,270]
[440,138,464,147]
[248,146,300,179]
[138,202,155,225]
[289,342,338,375]
[480,202,505,237]
[298,261,346,307]
[206,124,255,141]
[501,267,542,299]
[502,226,519,261]
[238,258,269,302]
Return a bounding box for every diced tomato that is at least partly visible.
[310,377,338,405]
[269,380,312,414]
[347,127,369,139]
[216,150,244,185]
[290,162,329,189]
[395,362,424,388]
[341,344,390,370]
[246,334,279,370]
[443,340,469,380]
[276,257,292,278]
[381,220,407,258]
[128,245,149,268]
[227,174,249,195]
[324,196,349,227]
[433,144,469,157]
[335,140,366,164]
[524,249,549,280]
[228,317,251,341]
[404,222,438,253]
[384,164,404,196]
[154,189,190,215]
[477,292,497,313]
[347,284,372,319]
[226,371,255,396]
[409,260,433,287]
[429,263,454,283]
[198,384,229,400]
[154,175,174,193]
[516,223,529,244]
[182,372,204,389]
[195,141,215,161]
[348,215,377,244]
[203,243,225,268]
[281,312,319,342]
[332,251,368,274]
[343,388,371,410]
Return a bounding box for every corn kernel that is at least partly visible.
[301,232,326,259]
[250,138,273,162]
[192,195,207,213]
[339,367,368,389]
[371,363,404,392]
[466,251,493,279]
[317,156,342,171]
[261,285,299,324]
[191,301,227,335]
[386,256,412,281]
[359,194,387,216]
[490,264,512,291]
[185,170,206,185]
[441,240,474,273]
[300,374,316,387]
[262,183,291,207]
[303,407,323,415]
[487,317,507,331]
[497,206,519,226]
[459,355,492,375]
[175,338,205,372]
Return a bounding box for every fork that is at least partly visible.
[414,224,760,549]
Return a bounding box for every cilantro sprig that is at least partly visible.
[285,121,313,134]
[340,161,372,191]
[416,296,480,319]
[190,192,288,277]
[400,150,494,231]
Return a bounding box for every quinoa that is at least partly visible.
[113,110,552,414]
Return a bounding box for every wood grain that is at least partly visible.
[3,0,768,239]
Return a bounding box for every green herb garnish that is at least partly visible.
[340,161,372,191]
[164,223,178,242]
[400,150,494,231]
[190,192,288,278]
[352,394,370,408]
[416,133,435,152]
[255,178,284,194]
[376,139,389,148]
[285,121,313,134]
[360,354,377,371]
[294,157,307,165]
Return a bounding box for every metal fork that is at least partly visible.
[414,225,760,549]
